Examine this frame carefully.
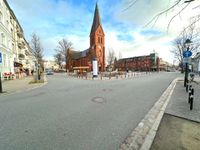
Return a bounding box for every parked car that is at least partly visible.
[45,69,54,75]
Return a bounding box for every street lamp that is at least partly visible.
[184,39,192,87]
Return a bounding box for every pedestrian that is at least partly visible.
[31,70,34,76]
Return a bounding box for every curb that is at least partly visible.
[120,78,178,150]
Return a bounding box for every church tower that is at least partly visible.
[90,3,105,72]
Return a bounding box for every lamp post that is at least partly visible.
[184,39,192,87]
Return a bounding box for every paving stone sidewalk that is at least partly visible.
[166,77,200,122]
[151,76,200,150]
[0,76,46,95]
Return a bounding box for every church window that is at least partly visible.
[98,37,100,44]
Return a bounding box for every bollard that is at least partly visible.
[191,88,194,96]
[188,89,192,103]
[186,81,188,92]
[189,85,192,91]
[189,88,194,110]
[190,94,193,110]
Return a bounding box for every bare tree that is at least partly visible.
[171,24,200,72]
[54,53,63,69]
[107,48,116,70]
[30,33,43,66]
[55,39,73,72]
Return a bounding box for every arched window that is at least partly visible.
[98,37,100,43]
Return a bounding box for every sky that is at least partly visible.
[7,0,198,64]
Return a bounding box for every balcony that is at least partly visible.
[18,53,25,60]
[17,29,23,38]
[18,42,22,48]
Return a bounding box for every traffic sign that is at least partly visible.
[183,57,191,64]
[183,51,192,58]
[0,52,2,63]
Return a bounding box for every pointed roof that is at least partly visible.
[90,3,103,36]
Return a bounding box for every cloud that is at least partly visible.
[8,0,194,64]
[116,0,199,34]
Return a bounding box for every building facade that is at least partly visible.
[67,3,105,72]
[192,52,200,73]
[0,0,14,74]
[0,0,36,78]
[115,53,161,72]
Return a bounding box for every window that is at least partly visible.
[3,54,6,67]
[10,16,13,25]
[11,28,14,38]
[98,37,100,44]
[6,20,9,27]
[12,43,14,51]
[1,33,5,45]
[7,39,10,48]
[0,11,2,22]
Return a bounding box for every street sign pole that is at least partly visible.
[184,62,188,87]
[183,48,192,87]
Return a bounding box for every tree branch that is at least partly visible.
[144,0,182,27]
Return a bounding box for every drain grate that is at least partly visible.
[91,97,106,103]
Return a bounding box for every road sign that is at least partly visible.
[183,51,192,58]
[183,57,191,64]
[0,52,2,63]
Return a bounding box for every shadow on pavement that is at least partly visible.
[151,113,200,150]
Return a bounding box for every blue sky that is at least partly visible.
[7,0,196,64]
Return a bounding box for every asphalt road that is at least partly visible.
[0,72,179,150]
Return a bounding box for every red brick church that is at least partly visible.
[66,3,105,72]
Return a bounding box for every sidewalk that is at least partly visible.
[151,77,200,150]
[0,76,46,95]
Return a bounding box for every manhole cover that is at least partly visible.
[91,97,106,103]
[102,89,112,92]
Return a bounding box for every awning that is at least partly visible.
[14,62,23,67]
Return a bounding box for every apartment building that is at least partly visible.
[115,53,161,72]
[0,0,36,78]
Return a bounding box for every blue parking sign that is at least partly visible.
[0,52,2,63]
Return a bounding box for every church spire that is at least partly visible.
[90,3,103,36]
